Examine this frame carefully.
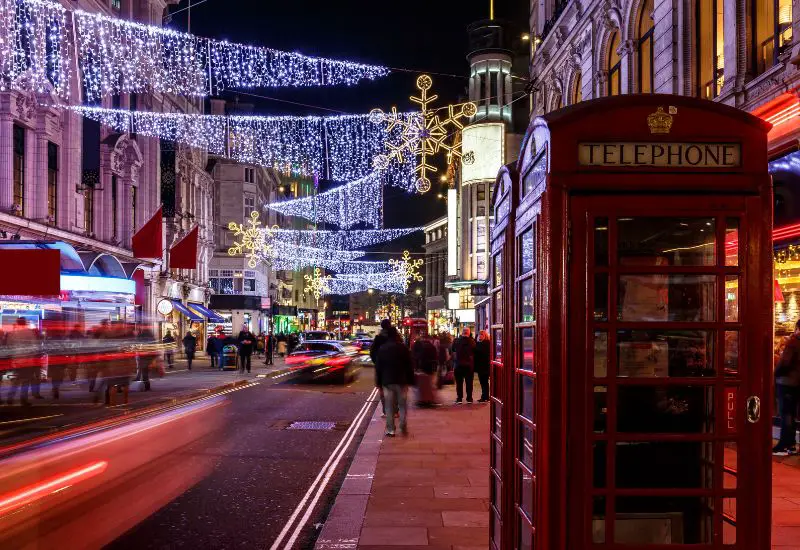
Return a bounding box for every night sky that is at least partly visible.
[168,0,528,255]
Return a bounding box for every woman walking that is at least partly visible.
[475,330,491,402]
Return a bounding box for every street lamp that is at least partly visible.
[415,287,422,296]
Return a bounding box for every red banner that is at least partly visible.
[0,249,60,296]
[169,226,199,270]
[132,206,163,259]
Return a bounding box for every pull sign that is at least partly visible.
[725,387,738,434]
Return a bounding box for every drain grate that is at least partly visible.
[286,421,337,431]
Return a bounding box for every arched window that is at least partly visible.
[637,0,654,93]
[572,70,583,104]
[697,0,724,98]
[608,31,621,96]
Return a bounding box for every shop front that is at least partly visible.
[490,96,773,549]
[208,294,267,335]
[271,304,298,334]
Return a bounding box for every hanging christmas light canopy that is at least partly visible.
[271,227,422,250]
[1,0,390,101]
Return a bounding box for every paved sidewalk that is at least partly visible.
[0,355,291,445]
[317,384,489,550]
[773,454,800,549]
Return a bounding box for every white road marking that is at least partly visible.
[269,387,378,550]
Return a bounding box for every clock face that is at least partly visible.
[157,299,174,316]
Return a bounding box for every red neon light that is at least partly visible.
[723,222,800,251]
[0,460,108,516]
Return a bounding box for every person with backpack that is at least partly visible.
[182,331,197,370]
[376,327,415,436]
[774,319,800,455]
[451,328,477,404]
[370,319,394,417]
[412,335,439,407]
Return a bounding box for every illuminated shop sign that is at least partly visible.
[578,142,740,168]
[461,123,505,184]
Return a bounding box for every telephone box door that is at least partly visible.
[568,194,769,549]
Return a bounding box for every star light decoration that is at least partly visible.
[227,211,278,268]
[389,250,424,292]
[304,268,332,300]
[370,75,477,193]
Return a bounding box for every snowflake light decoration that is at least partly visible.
[228,210,277,268]
[304,267,332,300]
[371,74,477,193]
[389,250,424,292]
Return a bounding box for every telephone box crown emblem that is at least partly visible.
[647,106,673,134]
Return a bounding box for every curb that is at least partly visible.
[315,405,385,550]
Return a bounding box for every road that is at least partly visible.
[105,369,377,549]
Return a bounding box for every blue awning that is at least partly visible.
[170,300,203,321]
[186,302,225,323]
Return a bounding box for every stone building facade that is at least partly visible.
[528,0,797,127]
[0,0,215,338]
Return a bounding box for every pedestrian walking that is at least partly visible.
[256,332,265,357]
[237,327,255,373]
[264,332,275,365]
[277,334,288,358]
[6,318,40,405]
[162,331,176,369]
[206,333,218,369]
[774,319,800,455]
[135,328,153,391]
[475,330,491,402]
[451,328,477,404]
[437,332,453,388]
[370,319,395,417]
[183,331,197,370]
[412,335,438,407]
[376,327,415,436]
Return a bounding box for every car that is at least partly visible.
[348,338,375,365]
[285,340,359,384]
[302,331,334,342]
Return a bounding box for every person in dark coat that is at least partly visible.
[412,335,438,407]
[162,331,176,369]
[475,330,491,402]
[451,328,477,404]
[264,332,275,365]
[237,328,255,373]
[376,327,415,436]
[207,333,218,369]
[774,319,800,455]
[370,319,394,417]
[182,331,197,370]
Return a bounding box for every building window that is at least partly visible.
[607,31,621,96]
[84,187,94,234]
[211,269,234,294]
[572,70,583,104]
[490,71,498,104]
[111,0,121,10]
[244,194,255,219]
[479,72,487,103]
[131,185,137,231]
[477,219,487,253]
[244,167,255,183]
[752,0,793,74]
[478,206,487,217]
[12,125,24,216]
[477,183,486,202]
[111,175,118,240]
[698,0,724,98]
[244,278,256,293]
[637,0,654,93]
[47,142,58,225]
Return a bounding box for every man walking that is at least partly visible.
[162,331,176,369]
[370,319,394,417]
[451,328,477,404]
[475,330,491,402]
[182,331,197,370]
[237,327,255,373]
[775,319,800,455]
[376,327,414,436]
[264,332,275,366]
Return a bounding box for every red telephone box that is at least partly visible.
[489,95,773,550]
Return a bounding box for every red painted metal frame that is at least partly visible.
[489,94,773,550]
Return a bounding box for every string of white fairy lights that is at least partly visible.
[0,0,390,101]
[69,106,417,192]
[271,228,421,250]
